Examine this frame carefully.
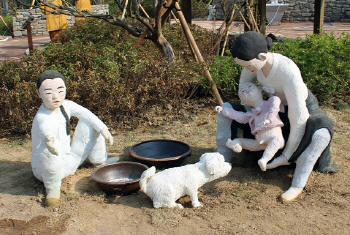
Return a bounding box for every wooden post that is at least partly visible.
[21,16,34,54]
[181,0,192,24]
[27,23,34,53]
[258,0,266,36]
[314,0,325,34]
[174,2,223,105]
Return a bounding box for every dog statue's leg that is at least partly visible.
[154,201,184,208]
[153,187,184,209]
[188,190,202,208]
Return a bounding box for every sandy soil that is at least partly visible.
[0,104,349,235]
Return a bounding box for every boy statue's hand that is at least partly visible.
[101,128,114,146]
[45,135,59,156]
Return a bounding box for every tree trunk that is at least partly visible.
[153,34,175,65]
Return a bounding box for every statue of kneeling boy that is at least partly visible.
[31,70,118,207]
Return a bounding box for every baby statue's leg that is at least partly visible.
[280,128,331,203]
[226,138,243,152]
[228,138,266,152]
[258,136,285,171]
[71,120,107,167]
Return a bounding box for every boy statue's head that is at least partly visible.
[37,70,66,111]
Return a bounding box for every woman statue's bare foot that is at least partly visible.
[279,187,303,203]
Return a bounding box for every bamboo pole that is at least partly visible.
[29,0,35,9]
[208,4,244,56]
[220,7,236,56]
[0,15,12,35]
[247,4,259,33]
[171,10,178,23]
[239,11,251,31]
[220,30,229,56]
[174,1,223,105]
[120,0,129,19]
[139,4,150,19]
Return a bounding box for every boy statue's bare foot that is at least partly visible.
[226,139,243,153]
[45,188,60,207]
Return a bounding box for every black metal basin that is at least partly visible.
[128,139,192,168]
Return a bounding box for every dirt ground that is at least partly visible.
[0,102,349,235]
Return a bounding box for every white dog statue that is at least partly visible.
[140,152,232,208]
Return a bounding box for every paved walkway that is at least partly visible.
[0,34,50,61]
[191,20,350,39]
[1,21,350,61]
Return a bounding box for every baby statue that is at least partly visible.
[215,82,284,171]
[31,70,118,207]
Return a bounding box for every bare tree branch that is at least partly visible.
[17,0,176,63]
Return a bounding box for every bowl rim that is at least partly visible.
[128,139,192,162]
[90,161,149,185]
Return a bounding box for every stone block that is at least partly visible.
[13,31,23,37]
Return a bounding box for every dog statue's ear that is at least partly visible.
[205,156,220,175]
[199,153,207,162]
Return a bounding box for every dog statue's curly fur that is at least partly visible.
[140,152,232,208]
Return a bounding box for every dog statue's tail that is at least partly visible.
[139,166,156,193]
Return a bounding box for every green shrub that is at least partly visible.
[190,0,209,20]
[272,32,350,104]
[0,14,13,36]
[0,18,214,135]
[208,52,241,101]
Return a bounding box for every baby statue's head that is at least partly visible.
[238,83,263,108]
[37,70,66,111]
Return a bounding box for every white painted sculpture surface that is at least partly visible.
[31,70,116,207]
[217,31,338,203]
[266,1,289,26]
[140,152,232,208]
[215,82,285,171]
[207,5,216,21]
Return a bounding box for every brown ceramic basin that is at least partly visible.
[128,139,192,168]
[91,162,148,194]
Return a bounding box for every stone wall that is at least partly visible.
[214,0,350,22]
[282,0,350,22]
[12,4,109,37]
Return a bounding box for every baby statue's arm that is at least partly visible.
[214,106,250,124]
